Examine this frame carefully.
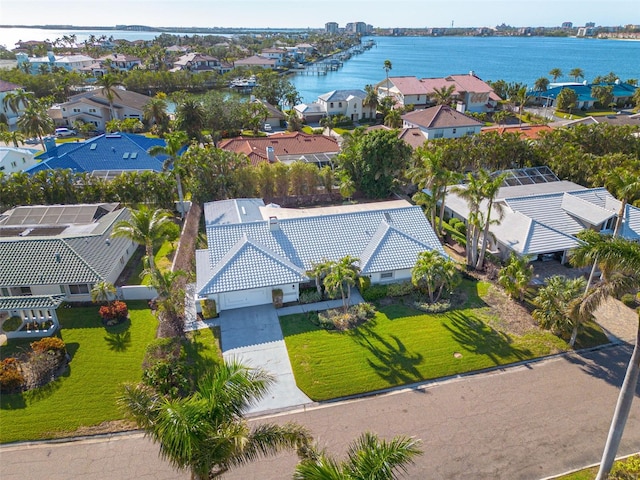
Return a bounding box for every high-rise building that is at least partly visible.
[325,22,339,34]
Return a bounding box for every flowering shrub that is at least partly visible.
[99,301,129,326]
[31,337,66,355]
[0,358,25,393]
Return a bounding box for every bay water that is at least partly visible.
[1,27,638,104]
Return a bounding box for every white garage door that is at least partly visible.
[221,287,271,310]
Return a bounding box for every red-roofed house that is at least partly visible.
[378,72,501,113]
[219,132,340,166]
[402,105,483,139]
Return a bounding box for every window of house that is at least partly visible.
[68,284,90,295]
[1,287,9,296]
[11,161,16,168]
[62,108,66,112]
[339,102,342,108]
[89,108,96,113]
[452,128,457,134]
[380,272,394,279]
[433,131,444,139]
[19,286,32,296]
[73,108,80,113]
[330,102,334,108]
[59,285,66,294]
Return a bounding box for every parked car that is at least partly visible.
[25,137,39,145]
[55,128,76,137]
[263,123,272,132]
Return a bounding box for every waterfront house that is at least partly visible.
[250,98,286,127]
[92,53,142,74]
[402,105,483,139]
[16,51,95,74]
[56,88,151,131]
[234,55,277,70]
[377,73,500,113]
[195,199,446,312]
[219,132,339,167]
[528,82,638,110]
[443,167,640,264]
[171,52,232,74]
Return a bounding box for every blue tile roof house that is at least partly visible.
[27,133,170,177]
[528,82,638,109]
[196,199,446,311]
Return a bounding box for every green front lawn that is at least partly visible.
[281,281,584,401]
[0,301,157,443]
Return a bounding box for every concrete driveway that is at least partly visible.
[216,304,311,414]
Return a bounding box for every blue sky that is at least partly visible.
[1,0,638,29]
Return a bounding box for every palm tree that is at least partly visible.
[475,171,507,270]
[549,68,563,82]
[431,84,456,106]
[568,236,640,479]
[363,84,379,120]
[2,88,35,115]
[383,59,392,100]
[175,97,206,142]
[498,253,533,301]
[120,360,312,479]
[306,259,333,298]
[91,281,117,305]
[604,167,640,238]
[294,432,422,480]
[16,102,54,150]
[383,108,402,128]
[143,95,169,134]
[97,73,122,122]
[142,267,188,337]
[569,68,585,82]
[532,275,587,345]
[411,250,460,303]
[533,77,550,92]
[323,256,360,312]
[319,115,335,135]
[148,131,189,220]
[111,206,173,271]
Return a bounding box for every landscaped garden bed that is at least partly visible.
[280,278,609,401]
[0,301,157,443]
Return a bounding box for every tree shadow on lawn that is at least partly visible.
[349,321,424,385]
[184,327,222,379]
[442,311,532,363]
[103,319,132,352]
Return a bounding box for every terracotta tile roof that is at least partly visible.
[219,132,339,166]
[387,77,431,95]
[481,124,552,140]
[402,105,483,129]
[446,74,494,93]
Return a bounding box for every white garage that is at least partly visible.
[219,287,272,310]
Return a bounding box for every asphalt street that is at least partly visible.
[2,344,639,480]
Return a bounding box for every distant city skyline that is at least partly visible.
[1,0,638,30]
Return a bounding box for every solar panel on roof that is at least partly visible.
[90,144,97,150]
[123,152,129,159]
[130,152,137,159]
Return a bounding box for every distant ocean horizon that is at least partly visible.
[1,27,638,104]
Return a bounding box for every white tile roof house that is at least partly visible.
[444,169,640,264]
[196,199,446,311]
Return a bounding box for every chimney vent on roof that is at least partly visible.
[54,253,61,263]
[266,146,276,162]
[269,216,279,232]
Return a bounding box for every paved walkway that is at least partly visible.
[2,344,639,480]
